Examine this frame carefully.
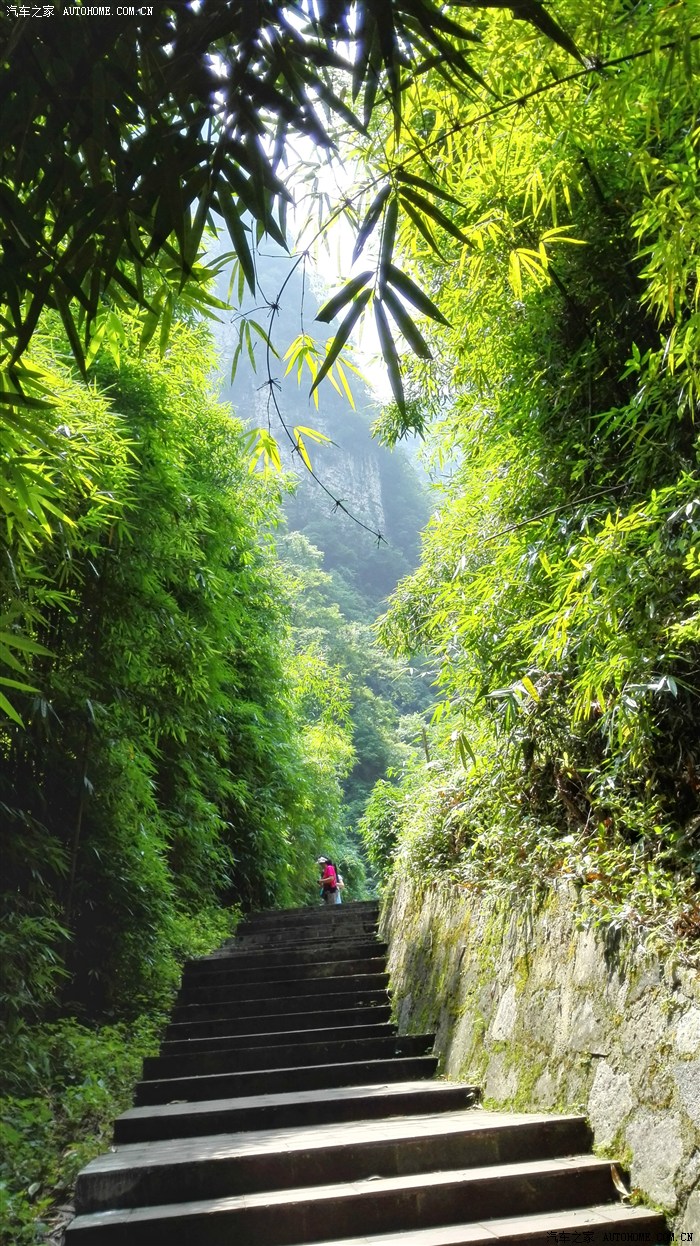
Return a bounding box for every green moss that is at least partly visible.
[594,1137,634,1167]
[513,954,530,991]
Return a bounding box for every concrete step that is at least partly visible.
[234,912,379,933]
[178,958,388,995]
[134,1053,440,1106]
[76,1110,593,1212]
[164,1003,393,1041]
[231,937,380,956]
[170,987,390,1024]
[232,921,381,948]
[235,902,379,930]
[114,1079,480,1145]
[66,900,666,1246]
[159,1021,397,1057]
[66,1154,622,1243]
[175,970,389,1006]
[233,934,380,955]
[185,941,388,975]
[143,1034,433,1081]
[269,1205,667,1246]
[182,955,388,987]
[234,917,378,936]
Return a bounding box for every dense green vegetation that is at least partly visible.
[1,317,356,1007]
[356,1,700,946]
[2,0,700,1239]
[280,531,431,828]
[0,318,363,1241]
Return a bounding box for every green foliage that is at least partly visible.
[369,0,700,939]
[0,1015,161,1245]
[357,779,404,877]
[0,312,357,1031]
[280,530,431,837]
[0,1,577,375]
[0,914,69,1038]
[0,1,584,619]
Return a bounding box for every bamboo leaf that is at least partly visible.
[353,184,391,264]
[451,727,477,767]
[293,425,332,445]
[400,186,472,248]
[395,168,463,206]
[0,675,38,692]
[333,359,356,409]
[0,632,51,656]
[159,292,174,356]
[400,195,444,257]
[294,431,313,471]
[217,183,256,293]
[0,389,54,411]
[504,0,582,63]
[374,298,405,413]
[379,196,399,292]
[509,250,523,300]
[385,264,450,325]
[53,288,86,376]
[382,286,432,360]
[0,688,24,727]
[521,675,540,702]
[316,271,373,324]
[249,319,278,357]
[310,289,371,397]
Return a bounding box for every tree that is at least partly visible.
[0,314,354,1020]
[0,1,581,715]
[372,0,700,922]
[280,530,431,829]
[0,2,580,379]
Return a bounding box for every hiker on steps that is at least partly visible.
[317,856,341,905]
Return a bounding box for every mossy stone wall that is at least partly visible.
[380,876,700,1236]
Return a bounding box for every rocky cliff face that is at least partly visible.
[381,874,700,1238]
[211,247,429,604]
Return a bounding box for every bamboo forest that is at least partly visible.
[1,2,699,1241]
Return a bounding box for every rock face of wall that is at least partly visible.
[380,876,700,1237]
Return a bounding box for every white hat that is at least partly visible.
[317,856,329,864]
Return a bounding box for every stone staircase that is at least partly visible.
[66,901,666,1244]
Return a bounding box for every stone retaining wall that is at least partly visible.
[380,876,700,1238]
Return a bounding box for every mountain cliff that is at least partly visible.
[212,247,429,611]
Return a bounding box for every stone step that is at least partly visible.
[170,986,390,1024]
[235,911,379,932]
[66,1154,621,1243]
[76,1110,593,1212]
[231,932,381,953]
[235,902,379,929]
[159,1020,397,1057]
[114,1079,480,1145]
[143,1033,432,1082]
[178,958,387,995]
[66,899,666,1246]
[272,1205,667,1246]
[175,970,389,1006]
[134,1053,439,1106]
[186,941,388,975]
[232,921,381,946]
[164,1003,393,1041]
